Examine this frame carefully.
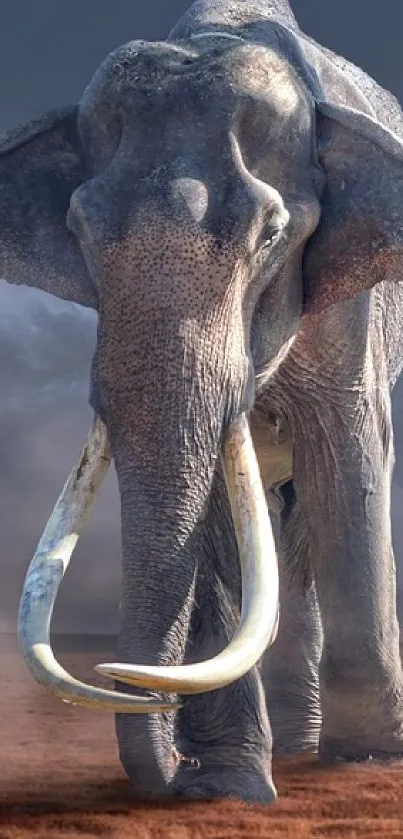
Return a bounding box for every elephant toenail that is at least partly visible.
[173,748,201,770]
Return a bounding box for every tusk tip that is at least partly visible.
[95,665,182,708]
[95,664,120,680]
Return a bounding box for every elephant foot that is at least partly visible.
[320,733,403,764]
[319,687,403,763]
[171,744,276,803]
[172,763,277,803]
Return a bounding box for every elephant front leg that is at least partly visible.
[171,470,276,803]
[173,595,276,802]
[290,383,403,761]
[263,482,323,755]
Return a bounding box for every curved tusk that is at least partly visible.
[17,416,178,714]
[96,412,279,695]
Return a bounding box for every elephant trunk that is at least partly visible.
[111,396,279,790]
[113,453,207,792]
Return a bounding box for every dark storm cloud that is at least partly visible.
[1,0,403,633]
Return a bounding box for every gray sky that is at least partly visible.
[1,0,403,633]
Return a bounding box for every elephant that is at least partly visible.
[4,0,403,803]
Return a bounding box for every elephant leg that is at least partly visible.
[172,474,276,803]
[263,481,323,755]
[173,582,276,802]
[286,359,403,760]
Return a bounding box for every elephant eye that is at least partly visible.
[258,226,283,253]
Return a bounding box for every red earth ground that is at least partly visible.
[1,635,403,839]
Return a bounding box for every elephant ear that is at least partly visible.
[303,101,403,312]
[0,106,97,309]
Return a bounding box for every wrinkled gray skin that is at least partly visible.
[3,0,403,802]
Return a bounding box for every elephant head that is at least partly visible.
[4,35,403,795]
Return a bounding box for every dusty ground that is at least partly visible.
[1,635,403,839]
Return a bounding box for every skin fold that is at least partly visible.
[3,0,403,802]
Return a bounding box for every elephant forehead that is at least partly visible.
[226,45,302,116]
[81,39,304,123]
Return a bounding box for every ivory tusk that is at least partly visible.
[17,416,178,714]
